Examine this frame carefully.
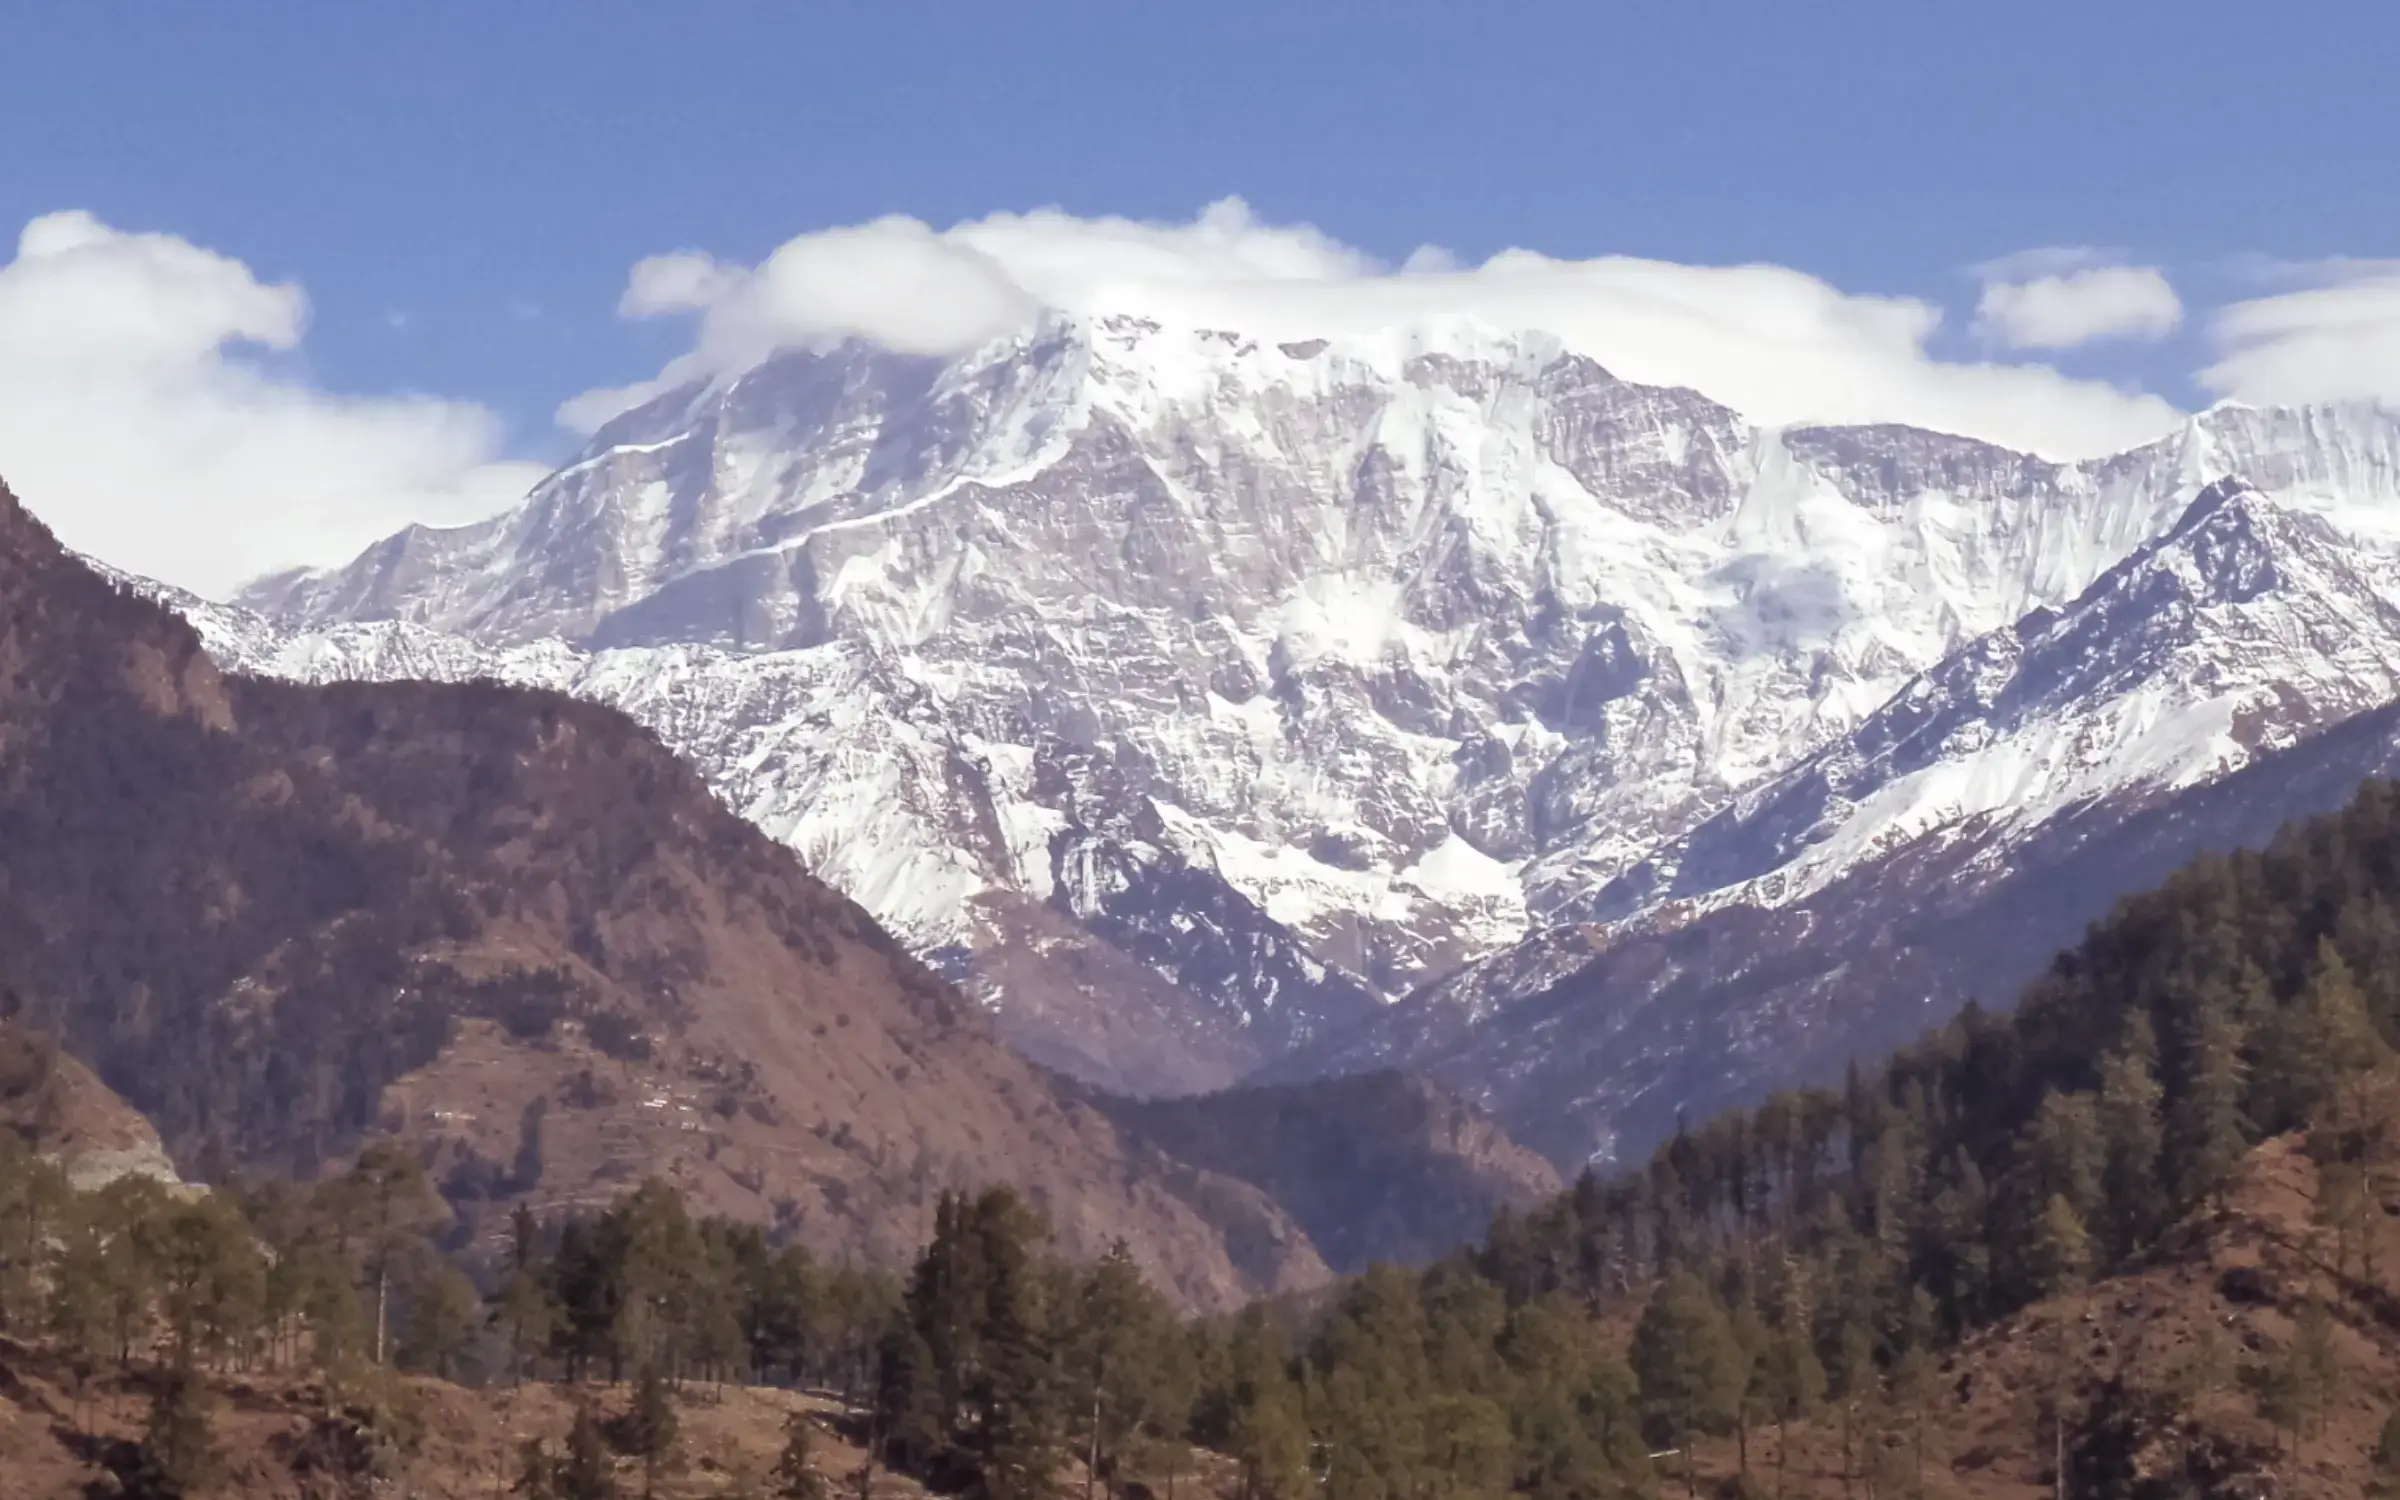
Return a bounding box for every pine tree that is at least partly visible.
[326,1141,448,1367]
[1226,1376,1310,1500]
[1213,1307,1310,1500]
[2024,1194,2092,1303]
[1420,1389,1513,1500]
[968,1189,1062,1500]
[0,1130,68,1339]
[1064,1240,1185,1500]
[625,1367,683,1500]
[1757,1314,1825,1499]
[47,1191,131,1369]
[1828,1317,1877,1500]
[1888,1343,1935,1499]
[771,1415,831,1500]
[1314,1264,1434,1500]
[398,1258,482,1379]
[2096,1015,2167,1261]
[875,1322,946,1475]
[1630,1269,1744,1498]
[2271,1299,2342,1460]
[496,1203,562,1384]
[915,1191,987,1439]
[131,1365,221,1500]
[153,1194,267,1371]
[2312,1139,2373,1283]
[1924,1148,1992,1328]
[2022,1090,2104,1228]
[1727,1299,1771,1484]
[608,1180,706,1382]
[1500,1294,1642,1500]
[2169,988,2250,1211]
[560,1400,620,1500]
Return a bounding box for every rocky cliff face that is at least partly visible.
[201,315,2400,1158]
[0,1010,183,1192]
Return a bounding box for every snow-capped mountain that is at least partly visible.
[1278,477,2400,1163]
[201,312,2400,1134]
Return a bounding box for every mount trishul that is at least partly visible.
[179,312,2400,1155]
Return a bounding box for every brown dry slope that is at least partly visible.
[0,476,1328,1308]
[0,1339,918,1500]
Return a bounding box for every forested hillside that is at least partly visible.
[1092,1072,1562,1274]
[866,773,2400,1497]
[22,770,2400,1495]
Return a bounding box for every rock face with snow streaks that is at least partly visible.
[211,313,2400,1144]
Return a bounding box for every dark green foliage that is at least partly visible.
[2096,1015,2168,1259]
[1630,1270,1744,1495]
[397,1258,481,1378]
[620,1368,681,1498]
[1473,782,2400,1372]
[872,1187,1071,1500]
[1064,1240,1192,1496]
[129,1366,221,1499]
[561,1400,620,1500]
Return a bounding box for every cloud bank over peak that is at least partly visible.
[9,202,2395,599]
[563,198,2185,461]
[2203,258,2400,408]
[1971,250,2184,350]
[0,211,542,598]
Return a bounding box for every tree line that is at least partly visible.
[849,778,2400,1498]
[0,1096,899,1497]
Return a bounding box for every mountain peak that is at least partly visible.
[179,337,2400,1166]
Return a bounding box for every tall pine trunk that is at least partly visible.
[1682,1406,1698,1499]
[1841,1397,1855,1499]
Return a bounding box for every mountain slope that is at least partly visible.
[0,476,1344,1308]
[1090,1069,1562,1273]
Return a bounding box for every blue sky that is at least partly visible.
[2,1,2395,591]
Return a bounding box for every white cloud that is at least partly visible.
[1972,253,2184,350]
[567,198,2182,459]
[0,211,541,597]
[2202,259,2400,407]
